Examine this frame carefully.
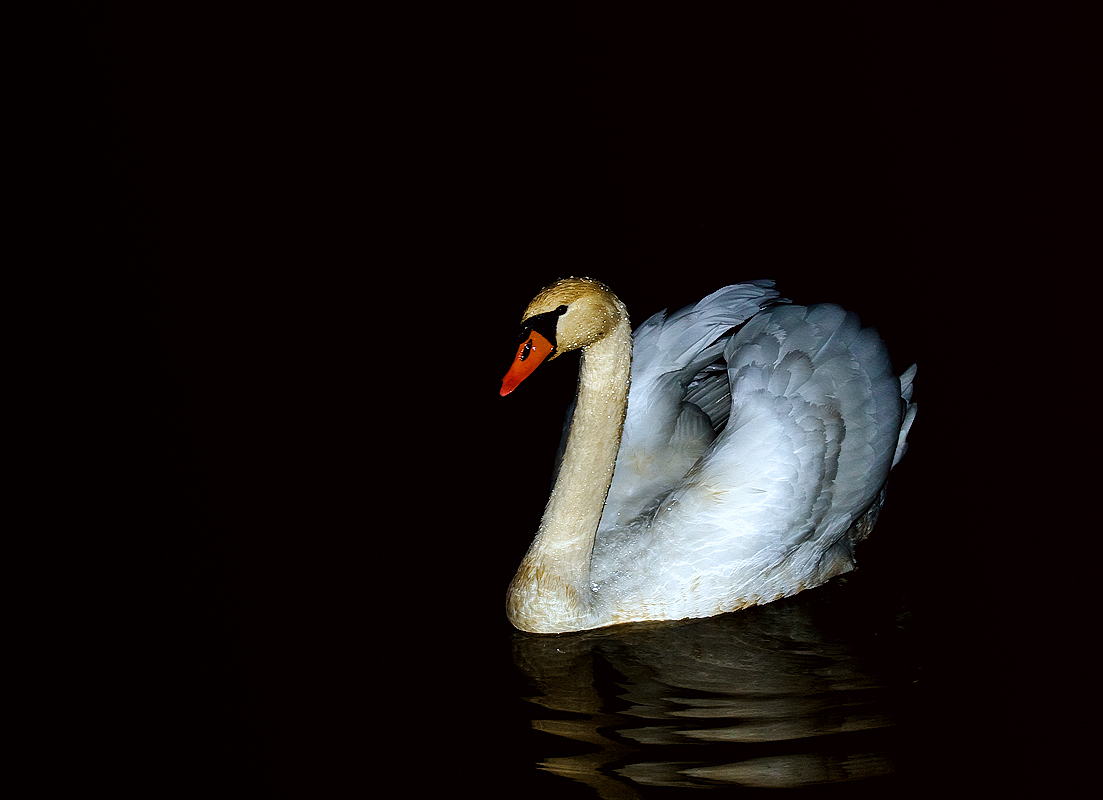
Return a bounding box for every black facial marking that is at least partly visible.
[518,304,569,354]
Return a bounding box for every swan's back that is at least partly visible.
[590,301,915,625]
[729,303,902,524]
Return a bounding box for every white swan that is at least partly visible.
[501,278,916,634]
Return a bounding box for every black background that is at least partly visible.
[70,3,1081,796]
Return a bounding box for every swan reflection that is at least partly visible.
[511,577,918,794]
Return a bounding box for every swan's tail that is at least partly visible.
[892,364,917,468]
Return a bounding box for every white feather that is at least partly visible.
[591,297,916,623]
[600,280,784,528]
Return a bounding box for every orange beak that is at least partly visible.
[500,330,556,396]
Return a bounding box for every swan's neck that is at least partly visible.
[507,313,632,633]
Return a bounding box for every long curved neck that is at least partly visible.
[507,312,632,633]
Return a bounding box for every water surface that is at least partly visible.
[504,574,925,797]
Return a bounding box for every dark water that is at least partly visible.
[500,574,926,798]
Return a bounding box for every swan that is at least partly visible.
[500,277,916,634]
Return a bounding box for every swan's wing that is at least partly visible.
[598,281,784,529]
[592,303,912,619]
[893,363,918,467]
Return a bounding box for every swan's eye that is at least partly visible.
[519,338,534,361]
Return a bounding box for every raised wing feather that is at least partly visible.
[591,302,913,622]
[598,281,784,530]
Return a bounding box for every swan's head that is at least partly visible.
[500,277,626,396]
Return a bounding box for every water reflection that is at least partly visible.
[510,577,920,796]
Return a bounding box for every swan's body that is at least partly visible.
[501,278,916,634]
